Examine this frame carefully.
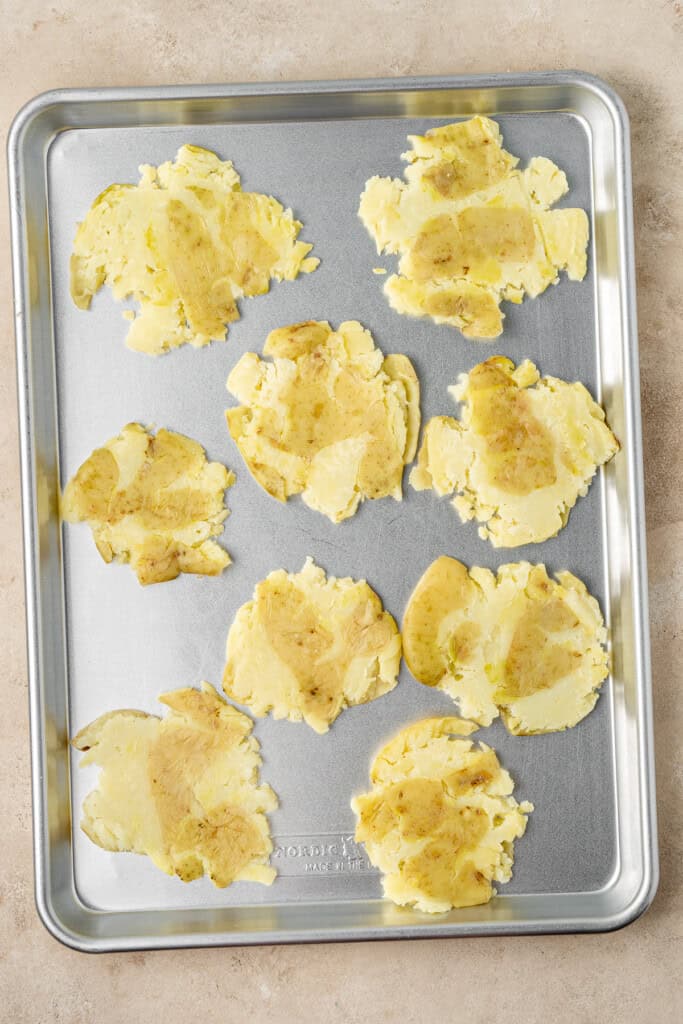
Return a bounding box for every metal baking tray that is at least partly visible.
[9,72,657,951]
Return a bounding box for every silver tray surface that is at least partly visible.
[9,71,657,951]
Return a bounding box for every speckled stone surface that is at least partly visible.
[1,2,681,1020]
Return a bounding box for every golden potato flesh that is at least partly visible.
[411,356,618,547]
[403,557,609,734]
[223,557,401,733]
[358,116,589,339]
[70,144,318,355]
[225,320,420,523]
[61,423,234,585]
[72,683,277,888]
[401,556,478,686]
[352,717,532,912]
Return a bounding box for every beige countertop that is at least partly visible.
[1,1,681,1020]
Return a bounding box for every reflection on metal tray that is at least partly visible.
[9,71,657,951]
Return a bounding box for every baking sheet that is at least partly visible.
[9,72,657,949]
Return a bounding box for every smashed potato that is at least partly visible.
[71,145,318,355]
[359,116,589,339]
[352,717,532,912]
[223,557,401,733]
[403,557,609,734]
[411,356,618,546]
[72,683,277,888]
[62,423,234,585]
[226,320,420,522]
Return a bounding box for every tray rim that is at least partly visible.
[8,69,658,952]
